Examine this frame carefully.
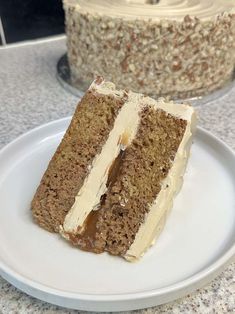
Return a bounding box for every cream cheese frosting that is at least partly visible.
[65,0,235,21]
[61,79,196,261]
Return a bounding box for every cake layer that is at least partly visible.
[31,79,126,232]
[60,79,196,260]
[125,107,196,260]
[64,0,235,98]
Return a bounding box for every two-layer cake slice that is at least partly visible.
[32,78,196,261]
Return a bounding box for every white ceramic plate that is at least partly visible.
[0,118,234,312]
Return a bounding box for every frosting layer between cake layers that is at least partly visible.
[62,82,141,233]
[61,79,196,261]
[64,0,235,98]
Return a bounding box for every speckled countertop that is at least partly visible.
[0,37,234,314]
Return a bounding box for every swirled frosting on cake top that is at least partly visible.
[69,0,235,21]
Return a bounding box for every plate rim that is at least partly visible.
[0,117,235,309]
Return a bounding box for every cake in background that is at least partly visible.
[32,78,196,261]
[63,0,235,99]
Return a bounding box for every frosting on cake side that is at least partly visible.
[125,102,196,261]
[64,0,235,98]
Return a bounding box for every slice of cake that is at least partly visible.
[32,78,196,261]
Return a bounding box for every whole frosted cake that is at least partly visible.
[32,78,196,261]
[63,0,235,99]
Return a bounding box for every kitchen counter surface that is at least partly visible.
[0,37,234,314]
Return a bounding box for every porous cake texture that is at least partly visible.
[32,78,196,261]
[32,82,126,232]
[63,0,235,99]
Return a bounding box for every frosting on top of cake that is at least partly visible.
[92,78,195,122]
[65,0,235,21]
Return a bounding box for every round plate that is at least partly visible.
[0,118,235,312]
[56,54,235,105]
